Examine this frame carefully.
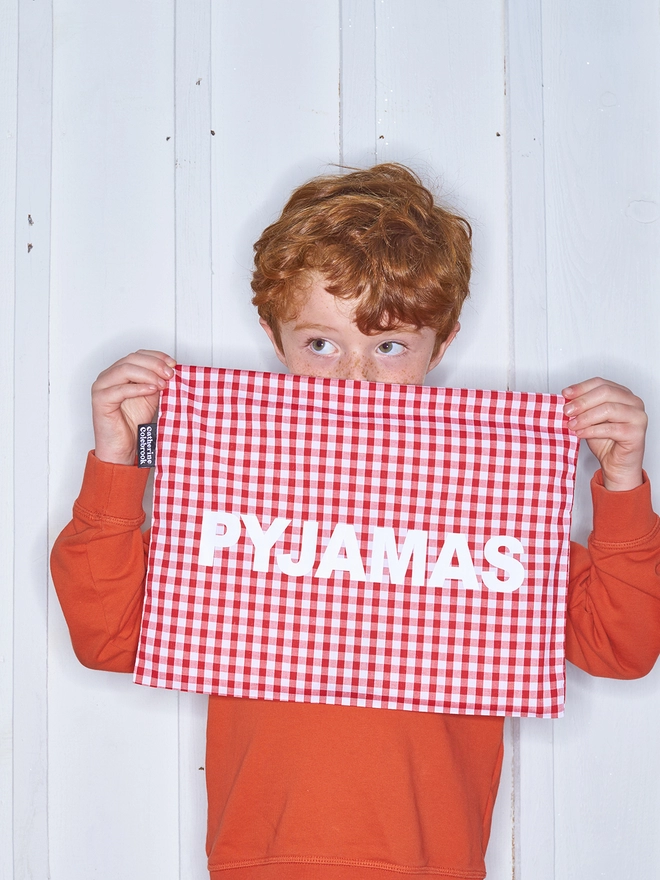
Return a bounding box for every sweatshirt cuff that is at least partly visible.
[75,450,151,524]
[590,469,657,545]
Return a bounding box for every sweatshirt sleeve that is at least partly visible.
[50,451,152,673]
[566,470,660,679]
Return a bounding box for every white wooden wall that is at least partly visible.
[3,1,660,877]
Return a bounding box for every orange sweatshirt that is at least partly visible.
[51,453,660,879]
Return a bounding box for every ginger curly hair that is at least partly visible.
[251,163,472,355]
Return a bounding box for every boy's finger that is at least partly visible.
[567,401,648,433]
[114,351,176,374]
[570,422,645,446]
[562,376,629,400]
[563,384,644,418]
[93,383,161,409]
[96,351,176,382]
[94,359,174,390]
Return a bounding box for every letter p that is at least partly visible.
[198,511,242,567]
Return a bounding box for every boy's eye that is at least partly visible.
[308,338,336,355]
[377,341,404,355]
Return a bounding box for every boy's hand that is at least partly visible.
[562,378,647,492]
[91,350,176,465]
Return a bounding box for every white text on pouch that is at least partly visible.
[198,511,526,593]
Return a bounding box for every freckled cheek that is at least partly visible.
[378,356,428,385]
[392,364,432,385]
[292,354,339,380]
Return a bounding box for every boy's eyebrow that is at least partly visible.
[293,321,419,336]
[292,322,338,333]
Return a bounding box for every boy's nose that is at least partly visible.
[335,354,375,383]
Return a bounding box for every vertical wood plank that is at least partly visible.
[13,0,53,876]
[0,3,19,877]
[174,1,213,876]
[48,2,179,877]
[484,718,516,880]
[513,719,555,880]
[340,0,377,167]
[506,1,556,878]
[175,0,213,364]
[507,0,549,394]
[542,1,660,877]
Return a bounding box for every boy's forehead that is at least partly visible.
[290,280,355,325]
[288,276,422,336]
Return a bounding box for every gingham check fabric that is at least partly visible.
[134,366,580,718]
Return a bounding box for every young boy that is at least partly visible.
[51,164,660,880]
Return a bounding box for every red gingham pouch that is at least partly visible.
[134,366,579,718]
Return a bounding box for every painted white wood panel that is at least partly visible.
[339,0,377,168]
[48,2,179,878]
[12,2,53,877]
[174,3,214,876]
[507,0,549,394]
[2,0,655,876]
[1,3,19,878]
[506,1,557,877]
[175,0,213,365]
[542,1,660,878]
[0,0,18,866]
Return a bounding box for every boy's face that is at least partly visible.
[260,275,458,386]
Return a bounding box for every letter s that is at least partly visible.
[481,536,525,592]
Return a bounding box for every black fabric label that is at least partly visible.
[137,423,158,468]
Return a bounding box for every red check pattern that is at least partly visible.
[134,366,579,718]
